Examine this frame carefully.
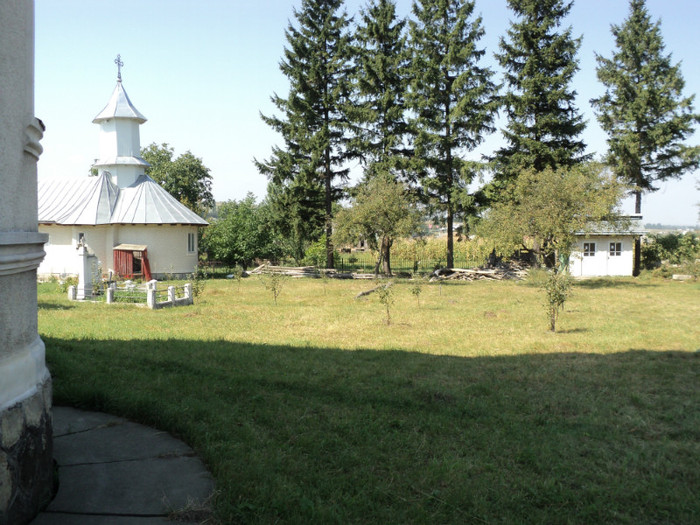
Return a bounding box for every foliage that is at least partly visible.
[256,0,352,269]
[142,143,214,216]
[490,0,588,190]
[190,265,208,299]
[258,272,287,305]
[591,0,700,214]
[478,164,627,263]
[410,275,423,307]
[376,283,394,325]
[302,235,332,268]
[264,179,325,264]
[57,275,78,294]
[349,0,411,180]
[542,269,573,332]
[641,232,700,269]
[333,175,422,275]
[200,194,281,270]
[407,0,498,268]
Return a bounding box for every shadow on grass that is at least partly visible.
[38,301,76,310]
[43,336,699,525]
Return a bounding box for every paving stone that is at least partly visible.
[31,514,192,524]
[52,407,126,437]
[54,421,193,465]
[46,455,213,516]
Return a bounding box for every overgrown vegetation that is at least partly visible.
[39,277,699,524]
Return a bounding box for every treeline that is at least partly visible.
[202,0,698,275]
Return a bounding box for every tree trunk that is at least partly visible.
[381,237,392,276]
[633,190,641,276]
[325,152,334,269]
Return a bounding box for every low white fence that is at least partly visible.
[68,280,193,309]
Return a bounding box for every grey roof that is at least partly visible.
[38,173,208,226]
[575,215,645,237]
[93,81,147,124]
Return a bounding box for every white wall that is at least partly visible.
[570,236,635,277]
[112,224,199,277]
[39,224,200,278]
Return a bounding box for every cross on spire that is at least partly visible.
[114,54,124,82]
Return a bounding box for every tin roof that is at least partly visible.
[92,81,147,124]
[38,173,208,226]
[575,215,646,237]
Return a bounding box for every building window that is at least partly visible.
[609,242,622,256]
[187,232,196,254]
[583,242,596,257]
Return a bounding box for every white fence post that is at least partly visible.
[184,283,192,304]
[106,287,114,304]
[168,286,175,305]
[147,288,156,309]
[67,285,76,301]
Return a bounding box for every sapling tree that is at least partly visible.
[410,273,423,307]
[542,269,573,332]
[376,283,395,325]
[259,272,287,305]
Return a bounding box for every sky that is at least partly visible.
[35,0,700,226]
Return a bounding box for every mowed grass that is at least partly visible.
[39,276,700,524]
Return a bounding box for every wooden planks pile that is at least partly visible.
[429,263,528,282]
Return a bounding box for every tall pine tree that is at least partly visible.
[591,0,700,215]
[350,0,410,178]
[492,0,588,188]
[347,0,412,271]
[255,0,352,268]
[408,0,498,269]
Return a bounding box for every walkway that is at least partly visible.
[31,407,215,524]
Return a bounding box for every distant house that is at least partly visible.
[569,216,645,277]
[37,73,207,280]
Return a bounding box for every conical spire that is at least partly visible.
[92,55,146,123]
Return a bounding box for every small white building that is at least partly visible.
[569,216,645,277]
[38,68,207,280]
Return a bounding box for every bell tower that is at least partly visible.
[92,55,150,188]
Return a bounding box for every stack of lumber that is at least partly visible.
[249,264,379,280]
[248,264,319,278]
[429,262,528,282]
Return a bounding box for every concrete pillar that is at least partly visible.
[147,288,157,309]
[168,286,176,304]
[0,2,54,523]
[75,245,94,300]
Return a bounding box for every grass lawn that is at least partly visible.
[39,276,700,524]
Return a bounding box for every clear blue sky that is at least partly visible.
[35,0,699,225]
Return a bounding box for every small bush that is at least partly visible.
[542,270,573,332]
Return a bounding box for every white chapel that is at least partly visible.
[37,58,208,280]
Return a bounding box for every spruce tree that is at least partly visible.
[255,0,352,268]
[591,0,700,216]
[408,0,498,269]
[350,0,410,178]
[348,0,412,270]
[492,0,588,188]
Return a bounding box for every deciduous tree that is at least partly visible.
[200,194,281,270]
[142,143,214,216]
[334,175,421,275]
[478,163,626,265]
